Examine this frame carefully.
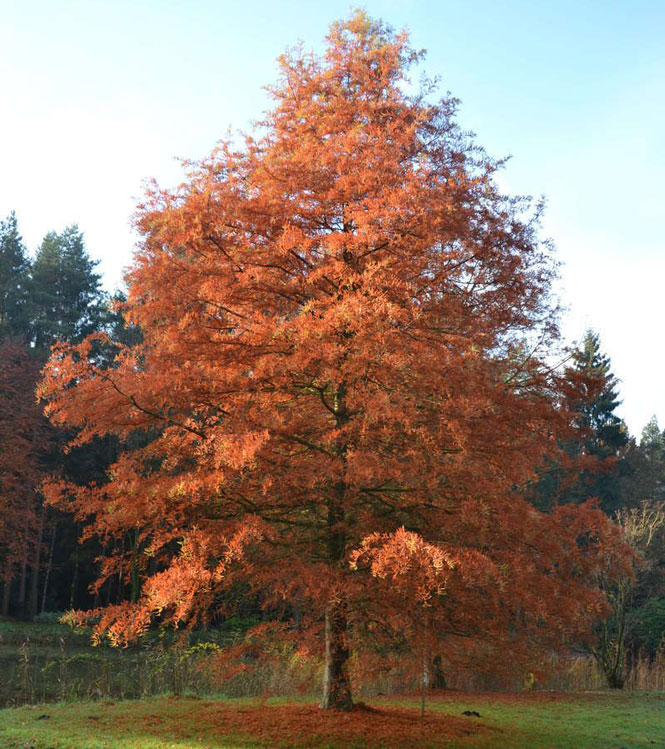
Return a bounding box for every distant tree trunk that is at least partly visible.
[69,546,79,610]
[28,505,45,619]
[593,586,627,689]
[104,575,113,605]
[321,600,353,711]
[431,654,447,689]
[41,522,57,613]
[1,567,13,617]
[115,536,126,604]
[421,649,428,718]
[606,671,625,689]
[99,541,113,606]
[130,530,140,603]
[17,512,29,618]
[115,568,124,604]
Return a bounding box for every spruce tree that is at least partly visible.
[622,416,665,504]
[24,227,110,617]
[567,330,629,512]
[31,226,107,350]
[0,212,31,340]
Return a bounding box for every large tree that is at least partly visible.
[41,13,627,709]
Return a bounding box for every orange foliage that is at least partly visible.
[181,701,490,748]
[39,12,630,707]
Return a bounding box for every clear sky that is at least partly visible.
[1,0,663,437]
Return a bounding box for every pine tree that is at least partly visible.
[566,330,629,512]
[622,417,665,505]
[641,416,663,456]
[0,212,31,340]
[31,226,107,350]
[21,227,113,617]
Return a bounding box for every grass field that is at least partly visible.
[1,690,663,748]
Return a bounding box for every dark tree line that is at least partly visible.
[535,329,665,684]
[0,211,125,618]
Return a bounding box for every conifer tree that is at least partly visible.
[565,330,629,512]
[622,416,665,505]
[0,340,54,617]
[31,226,107,350]
[0,212,31,340]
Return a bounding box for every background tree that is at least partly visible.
[0,213,50,617]
[30,227,119,617]
[566,330,629,512]
[535,330,629,511]
[591,501,665,688]
[40,12,630,709]
[608,418,665,663]
[0,212,31,340]
[0,218,120,619]
[0,340,54,617]
[31,225,107,350]
[622,417,665,505]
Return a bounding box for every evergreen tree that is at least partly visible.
[621,417,665,505]
[566,330,629,512]
[31,226,107,350]
[0,212,31,340]
[20,227,112,617]
[641,416,663,455]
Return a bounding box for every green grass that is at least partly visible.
[0,691,663,748]
[0,619,92,647]
[392,691,665,747]
[0,697,259,749]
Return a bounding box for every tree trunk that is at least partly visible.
[28,505,45,619]
[17,515,29,618]
[320,381,354,711]
[607,671,625,689]
[595,608,626,690]
[431,654,447,689]
[41,522,56,614]
[421,650,428,718]
[321,600,353,711]
[1,568,13,617]
[69,546,79,610]
[130,530,140,603]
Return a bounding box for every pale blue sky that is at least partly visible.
[1,1,663,436]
